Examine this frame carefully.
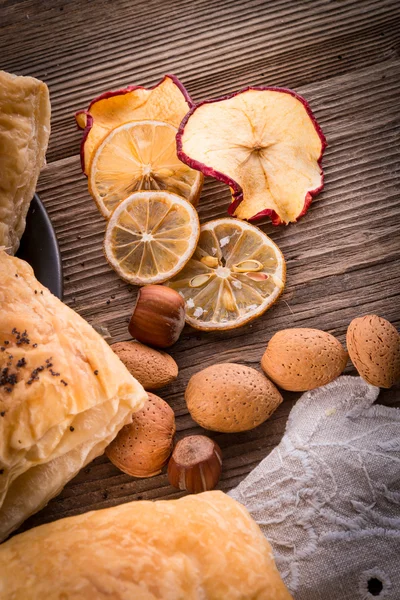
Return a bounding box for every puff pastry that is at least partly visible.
[0,250,147,541]
[0,70,50,254]
[0,491,293,599]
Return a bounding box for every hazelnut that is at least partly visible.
[129,285,185,348]
[111,341,178,390]
[106,392,175,478]
[347,315,400,388]
[168,435,222,493]
[185,363,282,433]
[261,328,348,391]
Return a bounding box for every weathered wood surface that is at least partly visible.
[1,0,399,533]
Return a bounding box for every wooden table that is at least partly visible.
[2,0,399,534]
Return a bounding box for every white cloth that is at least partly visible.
[230,376,400,600]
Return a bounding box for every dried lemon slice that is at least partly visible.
[104,191,200,285]
[89,120,203,218]
[167,218,286,330]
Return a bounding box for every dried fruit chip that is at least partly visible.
[76,74,192,175]
[89,120,202,218]
[166,218,285,330]
[177,87,326,224]
[104,191,200,285]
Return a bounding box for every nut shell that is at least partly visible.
[347,315,400,388]
[106,392,175,478]
[261,328,348,392]
[111,341,178,390]
[168,435,222,494]
[185,363,282,433]
[129,285,185,348]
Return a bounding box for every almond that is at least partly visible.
[185,363,282,433]
[111,341,178,390]
[347,315,400,388]
[261,328,348,392]
[106,392,175,478]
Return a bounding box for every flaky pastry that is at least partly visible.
[0,491,293,599]
[0,251,147,540]
[0,70,50,254]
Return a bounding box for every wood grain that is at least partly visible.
[1,0,399,535]
[1,0,400,162]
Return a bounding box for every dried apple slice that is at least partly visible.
[177,87,326,224]
[167,218,285,330]
[76,74,192,175]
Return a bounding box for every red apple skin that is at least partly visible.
[78,112,93,174]
[176,86,327,225]
[76,74,193,176]
[240,191,314,226]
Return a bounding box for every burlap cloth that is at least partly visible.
[230,376,400,600]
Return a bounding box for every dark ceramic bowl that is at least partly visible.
[16,194,63,299]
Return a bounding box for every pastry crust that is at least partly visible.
[0,491,293,599]
[0,251,147,540]
[0,70,50,254]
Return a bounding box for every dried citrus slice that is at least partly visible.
[76,74,192,175]
[104,191,200,285]
[88,120,202,218]
[177,87,326,225]
[167,218,285,330]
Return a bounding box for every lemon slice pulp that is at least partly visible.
[89,120,203,218]
[104,191,200,285]
[167,218,286,330]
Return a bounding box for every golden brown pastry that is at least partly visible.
[0,250,147,541]
[0,491,293,600]
[0,70,50,254]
